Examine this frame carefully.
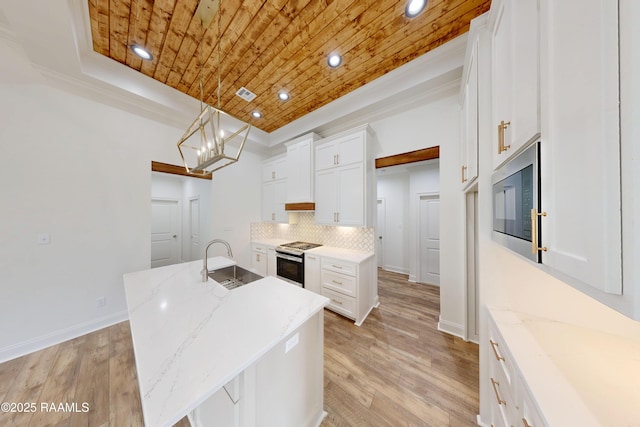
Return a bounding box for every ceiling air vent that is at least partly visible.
[236,87,256,102]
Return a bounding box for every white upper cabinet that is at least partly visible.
[490,0,540,169]
[315,131,364,171]
[262,155,292,224]
[539,0,622,296]
[262,156,287,182]
[460,15,490,189]
[314,126,375,228]
[285,133,319,204]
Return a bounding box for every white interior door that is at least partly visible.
[377,198,385,268]
[419,195,440,285]
[189,197,200,262]
[151,199,180,268]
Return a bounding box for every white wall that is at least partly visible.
[208,149,264,270]
[0,38,264,361]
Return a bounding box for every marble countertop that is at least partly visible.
[306,246,374,263]
[123,257,329,427]
[489,307,640,427]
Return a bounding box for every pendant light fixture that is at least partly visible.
[177,0,251,176]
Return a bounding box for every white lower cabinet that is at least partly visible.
[320,255,376,326]
[266,247,276,277]
[251,243,268,277]
[190,377,241,427]
[190,313,325,427]
[304,253,320,294]
[487,311,547,427]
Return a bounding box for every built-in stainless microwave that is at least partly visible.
[492,142,541,262]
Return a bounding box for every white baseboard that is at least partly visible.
[382,265,410,275]
[0,310,129,363]
[476,414,490,426]
[437,316,466,340]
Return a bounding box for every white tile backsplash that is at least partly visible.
[250,213,375,252]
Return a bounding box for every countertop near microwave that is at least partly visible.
[122,257,329,427]
[490,307,640,427]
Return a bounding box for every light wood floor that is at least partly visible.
[0,270,478,427]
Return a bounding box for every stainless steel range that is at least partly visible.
[275,241,322,287]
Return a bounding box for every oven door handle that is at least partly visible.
[276,252,303,263]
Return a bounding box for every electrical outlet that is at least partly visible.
[285,333,299,353]
[97,296,106,307]
[37,233,50,245]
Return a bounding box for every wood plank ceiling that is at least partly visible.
[88,0,490,133]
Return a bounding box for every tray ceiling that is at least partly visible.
[88,0,490,133]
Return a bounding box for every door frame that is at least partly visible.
[188,196,200,262]
[415,191,440,285]
[465,191,479,343]
[376,197,386,269]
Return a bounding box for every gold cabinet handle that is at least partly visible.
[490,378,506,406]
[489,340,505,361]
[461,165,467,183]
[332,280,343,285]
[498,120,511,154]
[522,418,533,427]
[531,209,548,254]
[331,299,343,305]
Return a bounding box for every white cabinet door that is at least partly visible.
[304,254,321,294]
[262,181,275,222]
[267,247,276,277]
[262,179,288,224]
[461,39,479,187]
[252,250,267,276]
[273,179,288,223]
[491,0,540,169]
[540,0,621,294]
[314,168,337,225]
[315,141,338,171]
[337,163,364,226]
[263,156,287,182]
[286,140,313,203]
[336,132,364,167]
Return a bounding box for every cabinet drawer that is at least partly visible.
[521,384,547,427]
[321,270,356,297]
[488,321,516,389]
[321,258,356,276]
[251,243,267,254]
[322,288,356,319]
[490,373,518,427]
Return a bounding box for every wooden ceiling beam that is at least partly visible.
[375,147,440,169]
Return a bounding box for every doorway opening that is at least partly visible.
[150,172,213,267]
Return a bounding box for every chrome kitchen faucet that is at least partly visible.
[202,239,233,282]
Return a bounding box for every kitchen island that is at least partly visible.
[123,257,329,427]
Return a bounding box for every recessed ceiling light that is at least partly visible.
[130,44,153,60]
[327,53,342,68]
[252,111,262,118]
[278,92,290,101]
[405,0,427,18]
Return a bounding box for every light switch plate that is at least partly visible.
[37,233,50,245]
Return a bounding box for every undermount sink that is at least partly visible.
[208,265,263,290]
